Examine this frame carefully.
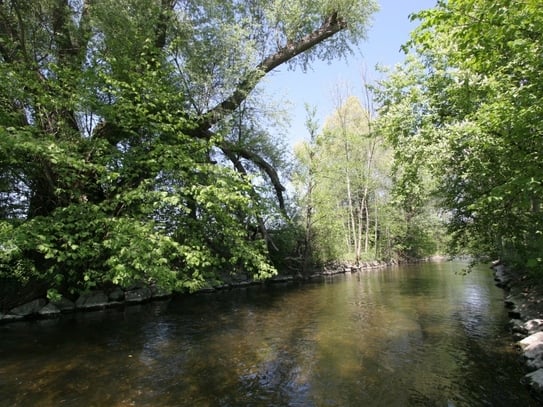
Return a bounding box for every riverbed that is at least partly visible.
[0,261,537,406]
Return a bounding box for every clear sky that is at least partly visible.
[262,0,437,147]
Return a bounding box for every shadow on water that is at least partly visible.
[0,262,539,406]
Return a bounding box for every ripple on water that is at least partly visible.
[0,262,539,406]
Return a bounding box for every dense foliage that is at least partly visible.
[375,0,543,271]
[6,0,537,309]
[0,0,378,308]
[293,93,443,269]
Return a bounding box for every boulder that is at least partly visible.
[196,286,216,294]
[519,332,543,360]
[494,264,511,288]
[510,319,527,334]
[10,298,47,317]
[234,280,251,287]
[524,369,543,392]
[504,294,519,309]
[150,284,172,299]
[75,291,109,310]
[1,314,23,323]
[524,319,543,335]
[270,275,294,283]
[38,303,61,317]
[508,309,522,319]
[108,287,125,302]
[51,297,75,312]
[125,286,152,303]
[527,355,543,371]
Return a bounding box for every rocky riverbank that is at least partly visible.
[0,259,399,325]
[492,261,543,401]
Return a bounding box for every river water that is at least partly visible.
[0,261,538,406]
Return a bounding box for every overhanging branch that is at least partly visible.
[198,12,347,133]
[220,141,286,213]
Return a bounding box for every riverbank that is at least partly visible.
[1,259,409,325]
[492,261,543,400]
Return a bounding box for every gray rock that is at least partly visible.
[270,275,294,283]
[519,332,543,360]
[524,369,543,392]
[504,294,519,309]
[196,284,216,293]
[527,355,543,371]
[494,264,511,285]
[108,287,125,302]
[10,298,47,316]
[75,291,109,310]
[38,303,61,317]
[524,319,543,335]
[510,319,527,334]
[51,297,75,312]
[125,286,152,303]
[150,285,172,299]
[508,309,522,319]
[1,314,23,322]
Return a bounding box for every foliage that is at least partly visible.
[0,0,378,306]
[292,93,439,265]
[375,0,543,270]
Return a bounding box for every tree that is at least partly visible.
[290,104,320,273]
[293,91,396,264]
[0,0,379,307]
[374,0,543,269]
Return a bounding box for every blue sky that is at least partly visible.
[262,0,437,147]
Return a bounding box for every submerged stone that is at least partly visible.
[1,314,23,322]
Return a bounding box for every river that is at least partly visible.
[0,261,537,406]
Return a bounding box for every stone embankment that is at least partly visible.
[0,284,172,324]
[0,260,399,324]
[492,261,543,400]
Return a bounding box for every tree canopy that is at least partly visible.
[7,0,540,310]
[375,0,543,271]
[0,0,378,308]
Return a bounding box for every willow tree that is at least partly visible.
[375,0,543,268]
[0,0,378,306]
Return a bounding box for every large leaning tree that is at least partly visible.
[0,0,378,306]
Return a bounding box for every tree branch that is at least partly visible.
[198,12,347,133]
[220,141,286,213]
[155,0,175,50]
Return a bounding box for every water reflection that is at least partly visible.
[0,262,536,406]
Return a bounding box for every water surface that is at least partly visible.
[0,261,536,406]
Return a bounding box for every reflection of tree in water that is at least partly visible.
[0,263,539,406]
